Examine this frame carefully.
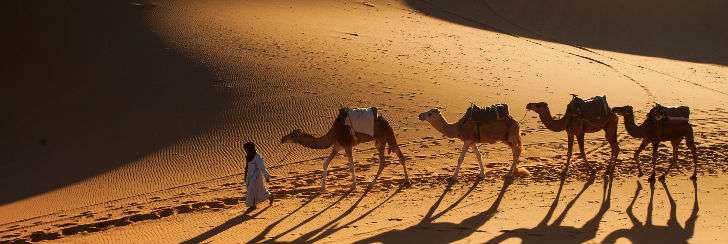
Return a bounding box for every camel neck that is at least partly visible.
[428,113,460,138]
[622,113,646,138]
[295,127,335,149]
[537,107,567,132]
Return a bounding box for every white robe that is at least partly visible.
[245,154,271,207]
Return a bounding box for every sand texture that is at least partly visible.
[2,0,727,243]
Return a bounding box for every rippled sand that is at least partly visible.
[2,0,727,242]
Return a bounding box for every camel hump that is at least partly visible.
[344,107,377,136]
[567,95,609,119]
[650,104,690,121]
[466,103,509,123]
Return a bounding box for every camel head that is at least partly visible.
[611,106,634,116]
[526,102,548,113]
[418,108,441,122]
[280,129,303,144]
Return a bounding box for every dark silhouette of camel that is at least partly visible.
[182,206,270,244]
[485,176,611,243]
[354,178,511,243]
[602,180,698,244]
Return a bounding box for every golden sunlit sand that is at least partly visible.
[2,0,728,243]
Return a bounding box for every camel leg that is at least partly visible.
[660,139,682,181]
[577,132,595,178]
[649,141,659,182]
[394,147,411,185]
[686,126,698,180]
[634,139,649,177]
[507,143,521,181]
[345,146,357,191]
[370,141,387,188]
[471,144,485,179]
[561,132,575,180]
[451,141,472,183]
[320,146,339,191]
[605,123,620,177]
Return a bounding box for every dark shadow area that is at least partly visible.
[181,206,269,244]
[486,176,609,243]
[602,180,699,244]
[404,0,728,65]
[1,1,229,204]
[248,193,321,243]
[265,190,353,242]
[354,178,508,243]
[288,184,405,243]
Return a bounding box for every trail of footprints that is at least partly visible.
[2,109,728,243]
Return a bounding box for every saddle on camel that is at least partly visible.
[342,107,377,142]
[566,94,610,124]
[464,103,509,141]
[649,104,690,122]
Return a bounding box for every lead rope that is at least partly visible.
[518,109,529,125]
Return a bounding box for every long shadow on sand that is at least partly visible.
[1,1,229,205]
[181,206,270,244]
[262,189,355,242]
[287,184,406,243]
[404,0,728,65]
[354,178,507,243]
[602,180,699,244]
[247,193,321,243]
[485,176,610,243]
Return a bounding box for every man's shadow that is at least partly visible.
[354,178,510,244]
[181,205,271,244]
[602,180,699,244]
[486,175,610,243]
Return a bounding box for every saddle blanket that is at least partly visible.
[569,95,610,119]
[651,105,690,121]
[466,104,509,123]
[345,107,376,136]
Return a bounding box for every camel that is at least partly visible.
[526,95,620,179]
[418,105,523,182]
[281,107,410,191]
[611,105,698,181]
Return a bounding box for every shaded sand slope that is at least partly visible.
[1,1,229,204]
[405,0,728,65]
[2,0,728,239]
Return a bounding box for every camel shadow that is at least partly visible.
[403,0,728,65]
[247,193,321,243]
[181,206,270,244]
[354,178,508,243]
[601,180,699,244]
[285,183,406,243]
[262,189,354,243]
[485,176,609,243]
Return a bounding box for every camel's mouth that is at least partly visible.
[418,113,427,121]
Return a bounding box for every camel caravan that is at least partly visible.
[281,95,698,191]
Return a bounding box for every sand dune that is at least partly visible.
[405,0,728,65]
[2,0,727,242]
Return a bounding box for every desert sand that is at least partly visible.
[2,0,728,243]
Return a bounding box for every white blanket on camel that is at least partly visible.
[345,107,375,137]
